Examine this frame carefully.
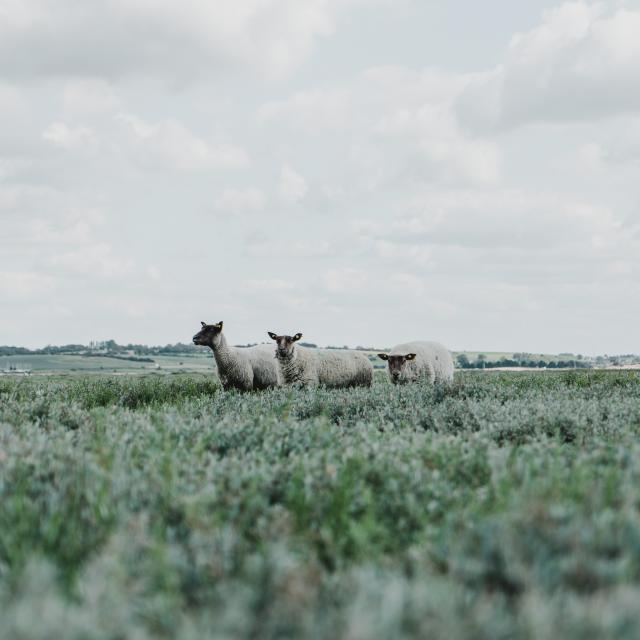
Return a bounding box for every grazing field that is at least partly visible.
[0,353,212,374]
[2,371,640,639]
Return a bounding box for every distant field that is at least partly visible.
[0,350,571,376]
[0,351,381,375]
[2,370,640,638]
[0,353,211,374]
[452,350,570,363]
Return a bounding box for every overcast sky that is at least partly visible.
[2,0,640,353]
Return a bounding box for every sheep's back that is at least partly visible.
[315,350,372,388]
[243,343,280,387]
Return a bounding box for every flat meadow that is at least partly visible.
[2,370,640,639]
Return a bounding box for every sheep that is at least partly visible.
[268,332,373,388]
[378,341,454,385]
[193,321,280,391]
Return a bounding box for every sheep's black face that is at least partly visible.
[268,332,302,358]
[193,321,223,346]
[377,353,416,384]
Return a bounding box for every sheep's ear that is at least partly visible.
[268,332,278,340]
[201,321,206,327]
[215,321,223,330]
[377,353,389,361]
[293,333,302,341]
[405,353,417,361]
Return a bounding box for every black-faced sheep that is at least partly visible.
[378,341,454,385]
[193,321,280,391]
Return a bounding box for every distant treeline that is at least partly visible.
[456,354,591,369]
[0,340,379,356]
[81,353,155,363]
[0,340,203,357]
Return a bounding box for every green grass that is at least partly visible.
[1,371,640,639]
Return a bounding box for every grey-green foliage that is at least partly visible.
[1,371,640,639]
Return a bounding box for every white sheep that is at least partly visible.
[378,341,454,385]
[193,321,280,391]
[268,332,373,388]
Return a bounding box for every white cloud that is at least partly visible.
[319,266,458,316]
[117,114,249,172]
[261,65,501,188]
[61,79,121,114]
[242,279,295,294]
[214,187,266,214]
[238,277,327,318]
[43,122,100,153]
[259,88,350,131]
[49,243,134,278]
[457,3,640,130]
[587,117,640,166]
[147,266,161,280]
[373,102,501,186]
[0,185,68,229]
[28,213,99,246]
[0,83,25,117]
[577,141,606,170]
[322,267,369,293]
[346,186,639,323]
[357,188,626,252]
[0,83,31,153]
[279,164,308,204]
[0,0,375,83]
[370,239,434,269]
[244,233,337,259]
[0,272,57,300]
